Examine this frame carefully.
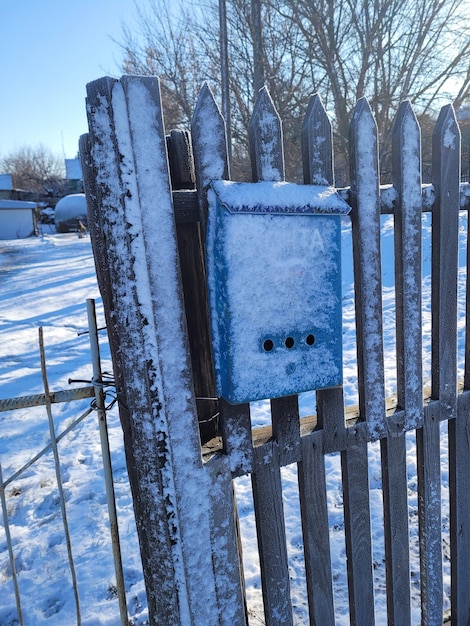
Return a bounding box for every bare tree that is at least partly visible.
[119,0,215,130]
[117,0,313,179]
[116,0,470,183]
[1,144,65,194]
[280,0,470,181]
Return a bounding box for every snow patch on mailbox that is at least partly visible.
[206,180,351,404]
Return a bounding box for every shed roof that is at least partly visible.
[0,199,37,210]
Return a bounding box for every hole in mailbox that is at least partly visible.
[263,339,274,352]
[306,334,315,346]
[284,336,295,349]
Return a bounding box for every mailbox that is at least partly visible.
[206,180,351,404]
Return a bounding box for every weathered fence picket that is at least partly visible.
[247,87,296,626]
[81,73,470,625]
[85,75,246,625]
[298,92,341,626]
[380,100,421,625]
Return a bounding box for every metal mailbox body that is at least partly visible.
[206,180,351,404]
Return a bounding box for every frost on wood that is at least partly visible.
[301,94,334,186]
[431,104,460,418]
[191,82,230,236]
[349,97,386,439]
[192,82,229,187]
[392,101,423,430]
[86,75,245,625]
[249,87,285,182]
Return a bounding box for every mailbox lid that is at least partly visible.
[210,180,351,215]
[206,181,349,404]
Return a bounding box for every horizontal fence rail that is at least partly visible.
[0,386,95,413]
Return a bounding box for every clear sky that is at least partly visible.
[0,0,138,161]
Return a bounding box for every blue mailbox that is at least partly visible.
[206,180,351,404]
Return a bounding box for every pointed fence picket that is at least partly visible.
[81,74,470,625]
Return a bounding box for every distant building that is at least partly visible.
[0,174,13,199]
[65,158,83,194]
[0,199,38,239]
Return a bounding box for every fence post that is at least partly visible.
[85,74,247,625]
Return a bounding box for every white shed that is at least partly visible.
[0,200,37,239]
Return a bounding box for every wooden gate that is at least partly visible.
[80,74,469,625]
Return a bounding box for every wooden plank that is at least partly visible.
[249,86,285,183]
[249,86,301,466]
[206,455,248,626]
[301,94,347,455]
[380,432,411,625]
[218,398,253,476]
[375,100,424,625]
[86,75,230,625]
[341,421,375,625]
[191,84,253,473]
[271,395,301,466]
[191,82,230,238]
[429,104,469,625]
[466,190,470,391]
[168,129,218,443]
[342,98,381,625]
[430,104,460,626]
[301,93,334,186]
[449,391,470,624]
[335,184,468,215]
[251,442,294,625]
[349,98,386,440]
[298,429,335,624]
[172,190,199,222]
[392,101,424,430]
[316,387,347,453]
[86,75,182,622]
[417,402,443,626]
[431,105,460,417]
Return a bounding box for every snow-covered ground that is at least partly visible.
[0,234,147,625]
[0,209,467,624]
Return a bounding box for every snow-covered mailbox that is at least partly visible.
[206,180,351,404]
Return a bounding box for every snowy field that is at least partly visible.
[0,210,467,625]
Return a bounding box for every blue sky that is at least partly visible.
[0,0,138,160]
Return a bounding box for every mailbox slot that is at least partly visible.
[206,180,351,404]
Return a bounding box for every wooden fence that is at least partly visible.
[81,74,470,625]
